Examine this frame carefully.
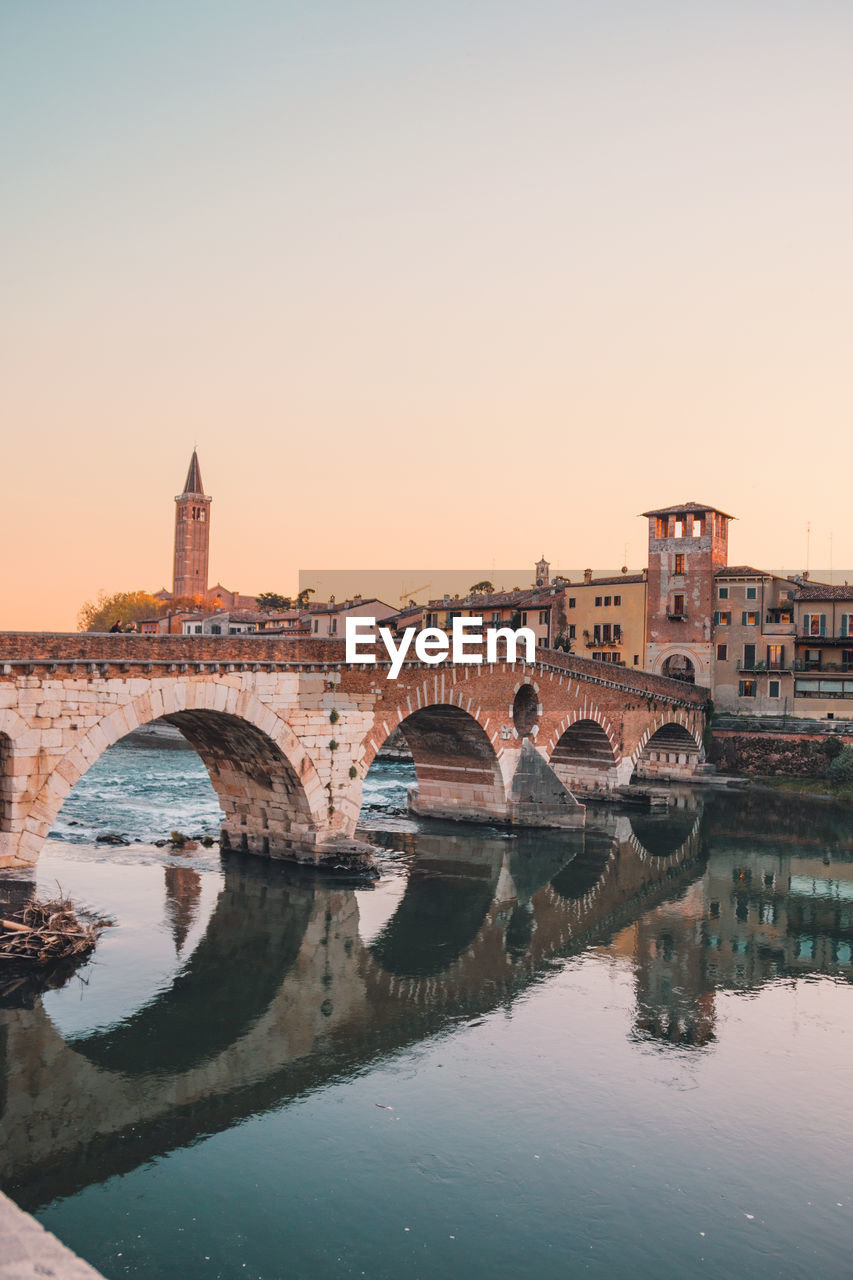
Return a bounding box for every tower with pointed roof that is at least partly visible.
[173,450,212,599]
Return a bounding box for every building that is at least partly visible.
[791,582,853,715]
[180,611,261,636]
[172,450,212,599]
[304,597,398,637]
[561,570,647,667]
[642,501,734,688]
[156,452,257,613]
[711,567,798,713]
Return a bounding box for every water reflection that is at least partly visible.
[1,788,852,1216]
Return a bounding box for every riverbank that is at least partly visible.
[748,775,853,805]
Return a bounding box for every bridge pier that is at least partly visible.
[407,740,585,831]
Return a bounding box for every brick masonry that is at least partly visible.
[0,634,709,869]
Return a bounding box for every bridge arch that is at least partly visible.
[541,703,624,794]
[30,682,330,860]
[631,718,703,782]
[361,693,507,824]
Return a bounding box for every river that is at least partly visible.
[1,737,852,1279]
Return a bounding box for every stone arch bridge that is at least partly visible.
[0,633,708,870]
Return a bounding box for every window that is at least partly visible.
[491,611,501,623]
[743,644,756,669]
[604,595,612,606]
[715,610,731,626]
[746,586,757,600]
[539,610,548,624]
[671,594,685,616]
[718,586,729,599]
[633,654,639,665]
[614,595,622,606]
[673,518,684,537]
[769,680,780,698]
[841,614,853,637]
[313,619,319,633]
[210,624,221,635]
[767,644,783,669]
[520,612,527,625]
[843,649,853,672]
[717,644,727,661]
[742,611,759,626]
[655,517,668,538]
[739,680,757,697]
[568,597,576,609]
[568,624,576,639]
[593,624,601,643]
[426,613,438,627]
[602,624,612,643]
[805,649,822,670]
[330,618,338,635]
[194,625,202,634]
[595,596,602,607]
[804,613,826,636]
[691,516,704,537]
[674,554,685,575]
[613,624,622,643]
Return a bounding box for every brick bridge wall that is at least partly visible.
[0,634,708,869]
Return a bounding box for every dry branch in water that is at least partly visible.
[0,892,110,966]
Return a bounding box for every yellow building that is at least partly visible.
[559,571,648,667]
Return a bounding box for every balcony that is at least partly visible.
[762,622,795,636]
[666,612,687,622]
[736,660,790,673]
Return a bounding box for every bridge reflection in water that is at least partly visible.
[1,792,852,1214]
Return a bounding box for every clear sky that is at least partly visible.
[2,0,851,630]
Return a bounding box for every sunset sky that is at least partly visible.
[2,0,851,631]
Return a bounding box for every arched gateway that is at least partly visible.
[0,634,708,871]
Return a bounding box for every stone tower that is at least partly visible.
[535,556,550,588]
[173,450,212,599]
[642,501,732,687]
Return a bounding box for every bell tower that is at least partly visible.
[173,450,211,599]
[642,501,732,687]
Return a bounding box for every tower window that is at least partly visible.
[673,519,684,537]
[655,517,668,538]
[674,554,685,575]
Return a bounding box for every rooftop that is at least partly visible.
[793,583,853,601]
[641,501,735,520]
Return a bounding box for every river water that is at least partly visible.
[1,738,852,1280]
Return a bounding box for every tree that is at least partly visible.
[469,580,494,595]
[296,588,315,608]
[78,590,166,632]
[256,592,293,612]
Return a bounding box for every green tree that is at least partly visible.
[296,588,315,608]
[827,746,853,784]
[256,592,293,612]
[78,590,166,632]
[469,580,494,595]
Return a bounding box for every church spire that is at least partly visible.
[173,451,212,598]
[183,449,205,496]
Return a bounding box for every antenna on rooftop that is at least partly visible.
[805,522,811,575]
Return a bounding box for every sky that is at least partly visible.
[2,0,851,630]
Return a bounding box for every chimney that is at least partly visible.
[583,569,593,584]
